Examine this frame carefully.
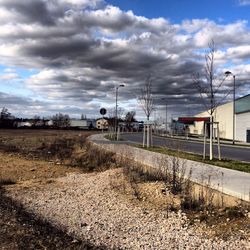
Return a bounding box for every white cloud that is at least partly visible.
[238,0,250,6]
[0,72,19,80]
[60,0,103,8]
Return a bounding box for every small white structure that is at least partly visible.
[46,120,53,126]
[70,119,88,129]
[96,118,108,130]
[17,121,32,128]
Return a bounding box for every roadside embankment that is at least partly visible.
[89,133,250,201]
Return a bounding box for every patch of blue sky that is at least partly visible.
[0,65,39,97]
[106,0,250,25]
[239,59,250,65]
[0,79,33,97]
[14,67,39,79]
[0,65,38,78]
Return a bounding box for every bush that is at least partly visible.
[72,143,117,172]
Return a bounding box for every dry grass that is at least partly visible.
[114,156,250,240]
[0,130,118,182]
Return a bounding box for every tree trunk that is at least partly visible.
[209,115,213,160]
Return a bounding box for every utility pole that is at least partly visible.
[225,71,236,145]
[115,84,125,140]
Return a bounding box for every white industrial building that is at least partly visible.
[188,94,250,143]
[70,119,95,129]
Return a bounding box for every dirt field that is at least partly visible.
[0,129,249,249]
[0,129,104,249]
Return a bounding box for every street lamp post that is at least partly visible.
[225,71,236,144]
[165,103,168,134]
[115,84,125,139]
[161,98,168,135]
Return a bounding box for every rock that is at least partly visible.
[6,168,249,250]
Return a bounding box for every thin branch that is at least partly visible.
[193,40,231,115]
[138,76,154,120]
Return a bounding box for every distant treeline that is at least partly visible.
[0,107,79,129]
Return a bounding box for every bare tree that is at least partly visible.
[138,76,154,147]
[138,76,154,121]
[124,111,136,131]
[108,107,124,130]
[193,40,231,160]
[52,113,70,128]
[0,107,14,128]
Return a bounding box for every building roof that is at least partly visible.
[235,94,250,114]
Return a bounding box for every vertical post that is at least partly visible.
[165,103,168,135]
[147,124,150,148]
[233,75,236,145]
[143,124,146,147]
[203,122,206,160]
[117,126,120,140]
[115,84,124,140]
[217,123,221,160]
[102,115,104,133]
[209,116,213,160]
[225,71,236,144]
[115,86,118,139]
[150,125,153,146]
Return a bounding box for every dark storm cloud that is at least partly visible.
[1,0,250,118]
[23,37,97,59]
[0,0,63,25]
[0,92,31,106]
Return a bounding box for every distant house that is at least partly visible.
[16,121,32,128]
[46,120,53,126]
[96,118,108,130]
[33,120,46,127]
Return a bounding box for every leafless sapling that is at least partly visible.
[193,40,232,160]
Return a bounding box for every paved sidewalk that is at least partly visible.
[89,133,250,202]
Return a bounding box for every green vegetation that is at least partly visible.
[135,145,250,173]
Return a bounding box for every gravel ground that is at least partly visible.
[0,187,103,250]
[5,169,250,250]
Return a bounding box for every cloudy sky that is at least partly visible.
[1,0,250,120]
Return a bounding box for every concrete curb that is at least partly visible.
[89,133,250,202]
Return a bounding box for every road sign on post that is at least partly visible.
[100,108,107,116]
[100,108,107,132]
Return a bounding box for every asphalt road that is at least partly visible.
[121,133,250,163]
